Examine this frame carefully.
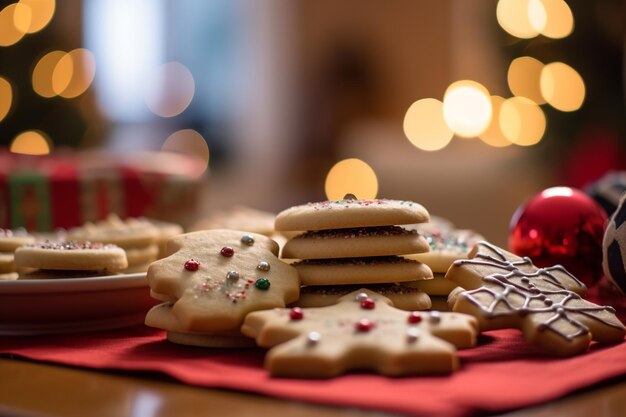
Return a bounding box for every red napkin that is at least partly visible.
[2,324,626,417]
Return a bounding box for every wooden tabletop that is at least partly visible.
[1,357,626,417]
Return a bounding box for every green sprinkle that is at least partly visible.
[255,278,271,290]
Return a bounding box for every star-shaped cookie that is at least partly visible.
[241,289,478,377]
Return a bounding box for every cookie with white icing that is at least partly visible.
[294,283,431,311]
[14,241,128,272]
[241,289,478,377]
[275,198,429,232]
[447,241,625,356]
[292,256,433,286]
[145,230,300,345]
[281,226,430,260]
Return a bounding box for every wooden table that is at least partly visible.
[2,357,626,417]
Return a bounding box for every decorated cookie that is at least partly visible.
[191,205,277,237]
[146,303,256,348]
[447,241,625,356]
[145,230,300,341]
[242,289,478,377]
[406,228,484,273]
[281,226,429,260]
[406,273,458,296]
[68,214,159,249]
[294,283,431,311]
[275,198,429,232]
[0,228,35,252]
[14,241,128,272]
[292,256,433,286]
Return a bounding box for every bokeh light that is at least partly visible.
[496,0,541,39]
[442,80,492,138]
[507,56,546,104]
[540,62,585,111]
[18,0,55,34]
[32,50,66,98]
[537,0,573,39]
[0,3,27,47]
[403,98,454,151]
[0,77,13,123]
[145,62,195,118]
[500,97,546,146]
[51,51,73,96]
[161,129,209,178]
[57,48,96,98]
[325,158,378,201]
[10,130,53,155]
[12,2,32,34]
[478,96,513,148]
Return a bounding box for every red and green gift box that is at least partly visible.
[0,150,204,231]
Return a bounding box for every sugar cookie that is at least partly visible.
[0,228,35,252]
[14,241,128,272]
[294,283,431,311]
[406,273,457,296]
[406,229,484,273]
[0,252,15,274]
[191,205,277,237]
[275,198,429,232]
[146,303,255,348]
[292,256,433,286]
[145,230,300,342]
[281,226,429,260]
[68,214,159,249]
[447,241,625,356]
[242,289,478,377]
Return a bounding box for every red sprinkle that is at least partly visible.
[355,318,375,332]
[360,298,376,310]
[220,246,235,257]
[184,259,200,271]
[407,312,422,324]
[289,307,304,320]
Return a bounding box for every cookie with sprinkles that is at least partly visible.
[145,230,300,346]
[446,241,625,356]
[281,226,430,260]
[294,283,431,311]
[275,197,429,231]
[292,256,433,286]
[406,228,484,273]
[14,241,128,272]
[0,228,35,252]
[241,289,478,377]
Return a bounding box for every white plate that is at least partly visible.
[0,273,159,335]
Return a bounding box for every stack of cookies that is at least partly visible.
[68,214,182,272]
[276,196,434,310]
[0,228,35,280]
[405,220,483,310]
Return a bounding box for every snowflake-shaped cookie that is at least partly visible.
[146,230,300,334]
[446,241,625,356]
[241,289,478,377]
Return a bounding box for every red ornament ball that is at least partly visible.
[509,187,607,287]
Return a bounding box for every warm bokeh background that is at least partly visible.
[0,0,624,246]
